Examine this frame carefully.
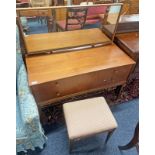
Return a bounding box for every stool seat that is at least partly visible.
[63,97,118,140]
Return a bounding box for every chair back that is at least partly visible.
[87,5,107,19]
[65,7,88,31]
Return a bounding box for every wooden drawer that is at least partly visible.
[31,65,132,106]
[31,68,113,105]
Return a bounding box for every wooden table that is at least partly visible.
[26,44,135,108]
[115,32,139,62]
[24,28,111,54]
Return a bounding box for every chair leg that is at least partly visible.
[118,137,138,151]
[118,141,138,150]
[105,130,115,144]
[118,123,139,151]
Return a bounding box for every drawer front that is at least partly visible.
[56,69,113,97]
[112,65,132,82]
[31,69,113,105]
[31,65,132,105]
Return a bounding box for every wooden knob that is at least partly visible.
[56,92,60,96]
[114,70,119,73]
[55,81,59,85]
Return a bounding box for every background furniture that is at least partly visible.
[16,25,47,153]
[121,0,139,14]
[115,32,139,62]
[85,5,107,25]
[30,0,51,7]
[102,14,139,37]
[63,97,118,152]
[73,0,114,5]
[56,7,88,31]
[118,122,139,152]
[16,8,54,34]
[115,32,139,82]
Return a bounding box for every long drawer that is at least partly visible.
[31,65,132,106]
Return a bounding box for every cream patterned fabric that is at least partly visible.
[63,97,118,140]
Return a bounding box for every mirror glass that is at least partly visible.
[16,1,122,55]
[17,3,122,36]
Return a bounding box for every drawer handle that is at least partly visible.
[55,82,59,85]
[114,70,119,73]
[103,79,107,82]
[56,92,60,96]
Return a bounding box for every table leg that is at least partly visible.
[115,85,123,99]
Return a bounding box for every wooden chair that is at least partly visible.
[56,7,88,31]
[118,122,139,152]
[63,97,118,152]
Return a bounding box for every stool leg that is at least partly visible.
[105,130,115,144]
[69,139,74,153]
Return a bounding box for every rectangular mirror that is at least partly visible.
[16,3,123,55]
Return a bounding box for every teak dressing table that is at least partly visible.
[26,44,135,108]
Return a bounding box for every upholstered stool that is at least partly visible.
[63,97,118,152]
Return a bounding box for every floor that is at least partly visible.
[25,98,139,155]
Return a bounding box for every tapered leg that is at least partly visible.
[69,139,74,153]
[115,85,123,99]
[105,130,115,144]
